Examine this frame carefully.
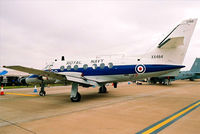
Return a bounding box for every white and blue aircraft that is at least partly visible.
[3,18,197,102]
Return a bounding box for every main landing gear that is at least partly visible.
[70,83,81,102]
[98,85,107,93]
[163,79,171,85]
[70,83,108,102]
[39,82,46,96]
[38,82,108,102]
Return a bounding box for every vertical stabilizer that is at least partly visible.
[190,58,200,72]
[147,19,197,65]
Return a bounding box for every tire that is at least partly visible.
[99,86,107,93]
[39,91,46,96]
[98,87,103,93]
[71,92,81,102]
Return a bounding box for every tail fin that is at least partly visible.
[190,58,200,72]
[147,18,197,65]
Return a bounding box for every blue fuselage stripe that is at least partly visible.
[28,64,184,78]
[54,64,184,76]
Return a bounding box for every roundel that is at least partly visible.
[135,64,146,74]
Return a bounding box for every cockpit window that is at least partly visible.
[74,65,78,70]
[108,62,113,68]
[83,64,88,70]
[67,65,71,70]
[100,63,105,69]
[60,66,65,71]
[92,64,97,69]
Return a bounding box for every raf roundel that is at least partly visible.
[135,64,146,74]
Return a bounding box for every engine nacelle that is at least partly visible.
[18,77,28,85]
[25,77,42,84]
[24,75,56,84]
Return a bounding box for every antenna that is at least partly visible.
[61,56,65,61]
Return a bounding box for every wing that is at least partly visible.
[3,66,100,86]
[3,66,66,81]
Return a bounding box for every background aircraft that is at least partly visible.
[176,58,200,81]
[0,68,29,86]
[148,58,200,85]
[0,70,8,76]
[4,18,197,102]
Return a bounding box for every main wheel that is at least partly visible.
[71,92,81,102]
[163,79,170,85]
[98,86,107,93]
[166,79,170,85]
[39,91,46,96]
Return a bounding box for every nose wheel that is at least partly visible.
[39,91,46,96]
[39,82,46,96]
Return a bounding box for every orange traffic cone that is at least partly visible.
[0,85,5,95]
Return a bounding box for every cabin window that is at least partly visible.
[67,65,71,70]
[60,66,65,71]
[108,62,113,68]
[83,64,88,70]
[92,64,97,69]
[74,65,78,70]
[100,63,105,69]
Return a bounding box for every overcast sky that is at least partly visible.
[0,0,200,70]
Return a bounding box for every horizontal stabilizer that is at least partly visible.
[158,69,180,77]
[158,37,184,49]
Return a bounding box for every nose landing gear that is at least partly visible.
[39,82,46,96]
